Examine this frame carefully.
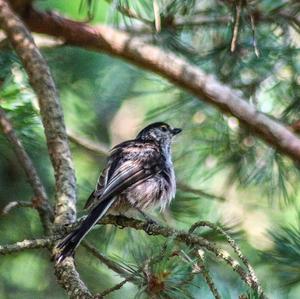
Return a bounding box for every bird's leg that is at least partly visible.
[135,207,158,226]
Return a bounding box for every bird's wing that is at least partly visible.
[84,141,162,209]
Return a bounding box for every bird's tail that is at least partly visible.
[56,197,116,263]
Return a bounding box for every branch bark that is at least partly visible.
[0,215,265,297]
[0,107,53,230]
[0,1,91,298]
[99,215,263,295]
[22,7,300,164]
[67,128,109,156]
[0,2,76,225]
[0,237,53,255]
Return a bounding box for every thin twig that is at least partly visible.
[189,221,263,297]
[177,182,226,201]
[116,3,152,25]
[250,13,260,57]
[99,276,131,297]
[82,241,130,278]
[192,249,221,299]
[0,107,53,230]
[0,237,54,255]
[153,0,161,32]
[67,128,109,156]
[1,200,33,215]
[231,0,242,52]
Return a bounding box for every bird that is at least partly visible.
[56,122,182,263]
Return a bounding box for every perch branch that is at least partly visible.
[22,7,300,164]
[0,107,53,230]
[0,214,265,296]
[98,215,264,295]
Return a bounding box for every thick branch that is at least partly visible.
[23,7,300,164]
[54,259,93,299]
[0,1,76,225]
[0,2,90,298]
[0,107,53,230]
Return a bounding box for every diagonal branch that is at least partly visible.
[82,241,130,278]
[23,7,300,164]
[0,106,53,230]
[67,128,109,156]
[0,1,91,298]
[0,1,76,225]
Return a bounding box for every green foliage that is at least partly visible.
[265,225,300,287]
[1,0,300,298]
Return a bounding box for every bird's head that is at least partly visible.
[136,122,182,145]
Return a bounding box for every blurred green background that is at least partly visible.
[0,0,300,298]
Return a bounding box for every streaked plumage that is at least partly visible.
[56,122,181,262]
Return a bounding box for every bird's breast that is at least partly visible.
[124,164,176,211]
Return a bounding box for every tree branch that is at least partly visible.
[0,214,265,296]
[231,0,242,53]
[22,7,300,164]
[189,221,263,296]
[0,237,53,255]
[188,249,221,299]
[99,215,264,296]
[99,276,131,297]
[67,128,109,156]
[177,182,226,201]
[0,2,91,298]
[0,106,53,230]
[1,200,33,215]
[0,1,76,225]
[82,241,130,278]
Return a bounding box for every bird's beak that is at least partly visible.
[172,128,182,135]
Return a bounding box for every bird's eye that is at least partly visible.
[161,125,168,132]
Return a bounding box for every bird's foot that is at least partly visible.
[135,207,159,225]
